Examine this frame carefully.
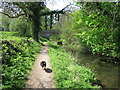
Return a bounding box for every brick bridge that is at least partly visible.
[40,30,60,39]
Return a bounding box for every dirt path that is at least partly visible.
[25,45,55,88]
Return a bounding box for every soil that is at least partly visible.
[25,45,55,88]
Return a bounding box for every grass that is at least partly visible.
[1,31,100,88]
[1,31,28,41]
[1,31,42,88]
[48,43,100,88]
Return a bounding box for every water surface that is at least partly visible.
[76,53,119,88]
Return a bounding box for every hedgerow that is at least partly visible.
[1,31,41,88]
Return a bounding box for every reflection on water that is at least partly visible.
[76,53,119,88]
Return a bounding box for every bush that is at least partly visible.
[40,37,49,42]
[1,15,11,31]
[71,2,120,59]
[1,31,41,88]
[9,16,32,37]
[50,35,60,42]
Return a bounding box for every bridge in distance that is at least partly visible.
[40,30,60,39]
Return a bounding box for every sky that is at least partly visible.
[46,0,75,10]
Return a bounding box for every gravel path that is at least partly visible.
[25,45,55,88]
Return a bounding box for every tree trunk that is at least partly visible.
[31,9,41,42]
[32,19,39,42]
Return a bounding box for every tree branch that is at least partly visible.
[61,3,72,11]
[0,12,25,18]
[40,4,74,16]
[40,10,63,16]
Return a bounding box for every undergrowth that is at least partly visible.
[49,43,100,88]
[1,31,41,88]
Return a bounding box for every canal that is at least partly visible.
[63,45,119,88]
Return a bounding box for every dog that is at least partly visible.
[40,61,46,71]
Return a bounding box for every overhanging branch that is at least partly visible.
[61,3,73,11]
[0,12,25,18]
[40,10,63,16]
[40,4,73,16]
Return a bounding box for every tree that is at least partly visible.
[53,2,120,59]
[9,16,32,37]
[0,14,11,31]
[72,2,120,59]
[1,1,70,42]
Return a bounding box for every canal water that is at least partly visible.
[76,53,119,88]
[63,45,119,88]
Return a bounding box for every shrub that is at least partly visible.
[9,16,32,37]
[1,31,41,88]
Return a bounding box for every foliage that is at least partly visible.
[59,15,77,45]
[50,35,60,42]
[1,2,66,42]
[40,36,49,42]
[1,31,41,88]
[72,2,120,59]
[54,2,120,62]
[53,14,81,46]
[0,14,11,31]
[48,44,100,88]
[9,16,32,37]
[1,31,27,41]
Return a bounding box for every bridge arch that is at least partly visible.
[40,30,60,39]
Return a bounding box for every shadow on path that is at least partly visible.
[45,68,52,73]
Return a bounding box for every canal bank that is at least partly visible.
[63,45,119,88]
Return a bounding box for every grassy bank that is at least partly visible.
[48,44,100,88]
[1,31,42,88]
